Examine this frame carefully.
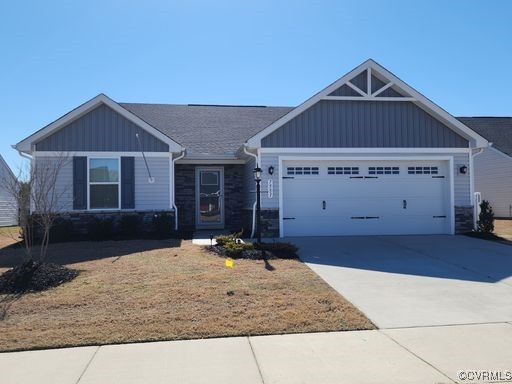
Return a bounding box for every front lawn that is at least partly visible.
[495,219,512,241]
[0,238,374,352]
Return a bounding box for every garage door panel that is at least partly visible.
[282,159,451,236]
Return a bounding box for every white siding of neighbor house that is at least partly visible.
[256,151,471,210]
[0,160,18,226]
[474,147,512,218]
[34,155,171,212]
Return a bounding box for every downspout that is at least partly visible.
[470,144,488,230]
[171,149,186,231]
[243,144,258,238]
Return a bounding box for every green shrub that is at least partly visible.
[119,214,141,238]
[254,242,299,259]
[87,217,114,241]
[152,212,172,238]
[223,241,254,258]
[215,231,243,246]
[477,200,495,233]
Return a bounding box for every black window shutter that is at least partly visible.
[73,157,87,210]
[121,157,135,209]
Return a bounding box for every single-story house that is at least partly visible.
[0,154,18,227]
[457,117,512,218]
[14,59,490,237]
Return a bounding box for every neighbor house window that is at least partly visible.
[89,158,120,209]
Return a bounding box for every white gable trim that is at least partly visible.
[246,59,489,149]
[15,94,183,154]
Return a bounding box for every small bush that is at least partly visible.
[119,214,141,238]
[87,217,115,241]
[477,200,495,233]
[223,241,254,258]
[215,231,243,246]
[254,242,299,259]
[152,212,173,238]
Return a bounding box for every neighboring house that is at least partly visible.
[457,117,512,218]
[14,59,489,237]
[0,155,18,227]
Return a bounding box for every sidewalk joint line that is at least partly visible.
[379,331,455,383]
[247,337,266,384]
[75,345,100,384]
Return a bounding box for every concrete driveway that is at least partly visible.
[291,235,512,328]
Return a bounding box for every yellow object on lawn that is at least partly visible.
[225,259,233,268]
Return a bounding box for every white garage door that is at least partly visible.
[282,160,451,236]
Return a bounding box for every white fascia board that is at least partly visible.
[15,94,183,154]
[246,59,489,149]
[33,151,172,158]
[176,159,246,164]
[259,147,470,154]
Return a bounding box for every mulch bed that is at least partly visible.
[210,242,300,260]
[0,261,79,294]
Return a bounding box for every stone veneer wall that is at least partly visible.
[455,205,474,233]
[260,209,280,238]
[50,210,175,236]
[174,164,247,232]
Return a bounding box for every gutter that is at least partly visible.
[243,144,258,238]
[171,149,186,231]
[12,144,32,160]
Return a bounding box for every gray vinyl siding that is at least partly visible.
[35,155,170,212]
[474,147,512,217]
[34,157,74,212]
[134,157,170,210]
[35,104,169,152]
[258,152,471,209]
[261,100,469,148]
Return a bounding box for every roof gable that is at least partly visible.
[15,94,183,154]
[247,59,488,148]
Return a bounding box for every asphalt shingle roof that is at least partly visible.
[120,103,293,157]
[457,117,512,157]
[121,103,512,158]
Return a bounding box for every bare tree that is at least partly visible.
[1,155,70,263]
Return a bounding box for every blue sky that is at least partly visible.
[1,0,511,171]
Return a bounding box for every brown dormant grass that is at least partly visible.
[0,239,374,352]
[495,219,512,241]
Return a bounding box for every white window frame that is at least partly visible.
[87,156,121,211]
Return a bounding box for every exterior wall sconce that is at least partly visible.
[459,165,468,174]
[268,166,274,175]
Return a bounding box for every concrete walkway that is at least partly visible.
[2,322,512,384]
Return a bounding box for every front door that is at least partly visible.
[196,167,224,228]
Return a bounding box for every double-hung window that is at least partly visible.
[89,158,120,209]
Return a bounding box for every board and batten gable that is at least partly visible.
[35,104,170,152]
[261,100,469,148]
[474,147,512,218]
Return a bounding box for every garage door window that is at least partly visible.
[368,166,399,175]
[287,167,319,175]
[327,167,359,175]
[408,166,439,175]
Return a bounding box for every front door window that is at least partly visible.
[197,169,223,226]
